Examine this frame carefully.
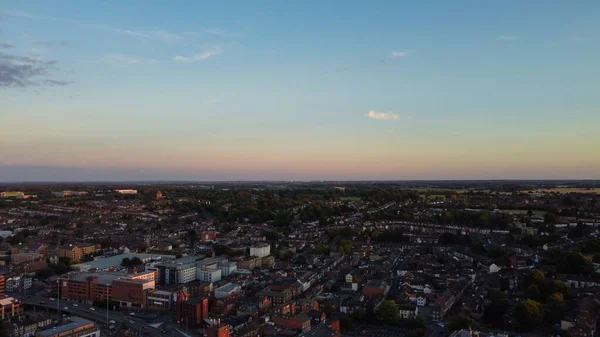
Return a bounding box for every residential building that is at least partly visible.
[398,304,419,319]
[58,244,97,263]
[249,244,270,258]
[0,297,23,320]
[201,231,217,242]
[272,313,311,332]
[206,319,230,337]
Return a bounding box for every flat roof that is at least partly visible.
[72,253,176,270]
[36,317,95,337]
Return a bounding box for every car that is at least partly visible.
[90,307,95,311]
[64,306,68,310]
[110,320,115,324]
[130,312,135,316]
[438,323,445,327]
[129,320,134,324]
[49,298,55,301]
[73,303,78,307]
[109,325,115,330]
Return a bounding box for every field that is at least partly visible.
[499,209,546,216]
[339,197,361,201]
[528,188,600,194]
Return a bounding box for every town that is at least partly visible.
[0,182,598,337]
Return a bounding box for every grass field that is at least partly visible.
[528,188,600,194]
[500,209,546,216]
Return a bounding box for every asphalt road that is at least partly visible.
[21,293,185,337]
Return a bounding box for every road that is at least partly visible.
[21,293,185,337]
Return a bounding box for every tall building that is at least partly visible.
[155,260,197,285]
[35,317,100,337]
[250,243,270,258]
[176,291,209,330]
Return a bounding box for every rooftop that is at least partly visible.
[72,253,175,270]
[36,317,96,337]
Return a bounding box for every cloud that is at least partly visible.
[44,79,73,86]
[111,28,182,41]
[1,42,16,49]
[183,28,241,38]
[391,51,408,58]
[0,49,71,88]
[105,53,158,65]
[173,47,222,63]
[367,110,400,121]
[1,10,34,18]
[497,35,518,41]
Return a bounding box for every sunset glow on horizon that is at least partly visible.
[1,1,599,181]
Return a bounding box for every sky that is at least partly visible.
[1,1,599,181]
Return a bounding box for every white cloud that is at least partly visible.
[111,28,182,41]
[183,29,241,38]
[173,47,222,63]
[391,51,408,58]
[105,53,157,65]
[367,110,399,121]
[497,35,518,41]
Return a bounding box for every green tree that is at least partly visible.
[339,313,352,331]
[544,212,557,224]
[448,314,474,331]
[515,299,544,331]
[524,269,545,288]
[545,292,566,323]
[378,300,399,324]
[525,284,540,301]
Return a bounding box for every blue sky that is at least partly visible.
[1,1,599,181]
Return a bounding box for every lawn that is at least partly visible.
[528,188,600,194]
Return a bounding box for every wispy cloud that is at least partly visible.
[391,51,408,58]
[0,49,71,88]
[111,28,182,42]
[0,42,16,49]
[1,10,34,18]
[183,28,241,38]
[497,35,518,41]
[173,47,222,63]
[105,53,158,65]
[367,110,399,121]
[569,36,592,42]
